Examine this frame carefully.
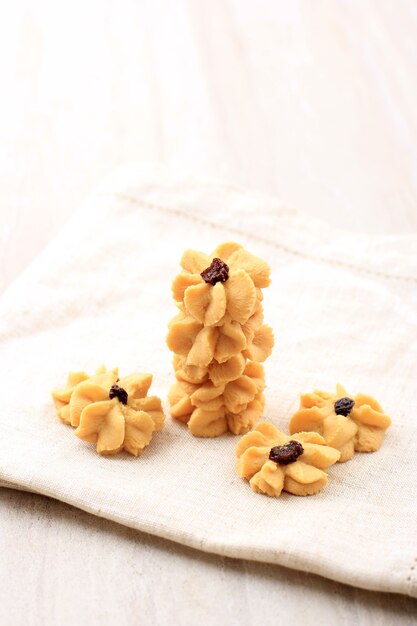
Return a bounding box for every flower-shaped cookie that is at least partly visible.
[167,309,273,367]
[169,385,264,437]
[52,369,165,456]
[237,422,340,497]
[51,365,118,425]
[289,384,391,462]
[169,362,265,436]
[173,352,247,387]
[172,242,271,326]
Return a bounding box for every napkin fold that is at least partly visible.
[1,164,416,597]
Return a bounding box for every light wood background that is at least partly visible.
[1,1,416,624]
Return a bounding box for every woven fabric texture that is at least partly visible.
[0,164,416,597]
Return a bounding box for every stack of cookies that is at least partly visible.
[167,242,274,437]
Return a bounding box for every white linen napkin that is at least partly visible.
[1,164,416,597]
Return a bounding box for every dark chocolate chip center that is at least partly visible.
[109,384,128,405]
[269,440,304,465]
[200,258,229,285]
[334,396,355,416]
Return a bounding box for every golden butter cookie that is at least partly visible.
[52,368,165,456]
[289,384,391,462]
[237,421,340,497]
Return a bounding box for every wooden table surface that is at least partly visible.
[1,1,416,624]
